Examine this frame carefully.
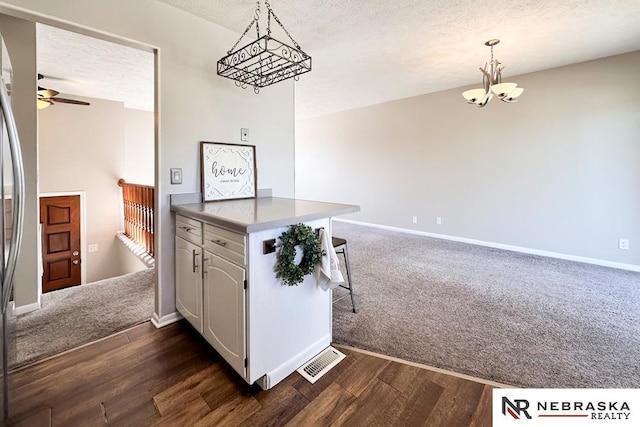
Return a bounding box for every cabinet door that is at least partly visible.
[175,236,203,332]
[203,251,246,377]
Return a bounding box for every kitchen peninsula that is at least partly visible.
[171,196,359,389]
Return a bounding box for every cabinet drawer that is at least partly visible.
[176,215,202,245]
[204,224,246,266]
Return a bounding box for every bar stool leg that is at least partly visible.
[342,243,357,313]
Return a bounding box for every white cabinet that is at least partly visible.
[174,209,334,390]
[175,236,203,332]
[203,252,246,377]
[175,214,247,378]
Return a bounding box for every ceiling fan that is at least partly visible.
[37,74,90,110]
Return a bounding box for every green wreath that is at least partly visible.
[275,223,324,286]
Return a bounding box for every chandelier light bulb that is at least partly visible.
[491,82,517,98]
[462,88,486,103]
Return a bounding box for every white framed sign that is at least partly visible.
[201,141,257,201]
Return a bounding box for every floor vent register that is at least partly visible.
[297,346,346,384]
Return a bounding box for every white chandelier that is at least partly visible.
[462,39,523,107]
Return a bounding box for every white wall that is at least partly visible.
[116,240,149,274]
[0,0,295,319]
[124,108,154,186]
[296,51,640,268]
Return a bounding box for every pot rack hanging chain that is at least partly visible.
[265,0,302,50]
[226,1,261,54]
[255,1,261,41]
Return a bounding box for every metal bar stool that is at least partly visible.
[332,236,357,313]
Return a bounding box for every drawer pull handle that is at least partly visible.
[211,239,227,247]
[181,226,193,232]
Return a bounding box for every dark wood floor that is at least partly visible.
[9,321,492,426]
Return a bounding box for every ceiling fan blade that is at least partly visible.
[38,88,59,98]
[50,97,90,106]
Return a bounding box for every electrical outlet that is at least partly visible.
[88,244,99,253]
[618,238,629,250]
[436,217,442,226]
[241,128,249,142]
[412,216,418,224]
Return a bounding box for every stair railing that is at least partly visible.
[117,179,154,257]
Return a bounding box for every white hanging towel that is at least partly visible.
[316,228,344,291]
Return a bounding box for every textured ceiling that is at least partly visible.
[157,0,640,118]
[37,0,640,117]
[37,24,154,111]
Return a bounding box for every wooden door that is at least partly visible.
[40,195,81,293]
[175,236,203,333]
[203,252,246,378]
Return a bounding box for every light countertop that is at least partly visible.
[171,197,359,233]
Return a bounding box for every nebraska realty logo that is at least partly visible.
[493,389,640,426]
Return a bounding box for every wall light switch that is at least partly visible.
[88,244,99,253]
[241,128,249,142]
[170,168,182,185]
[436,217,442,226]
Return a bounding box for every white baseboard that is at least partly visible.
[13,300,41,315]
[334,218,640,272]
[151,311,183,328]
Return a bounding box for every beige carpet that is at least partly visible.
[331,221,640,388]
[13,268,154,369]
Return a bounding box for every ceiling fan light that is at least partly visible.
[37,99,51,109]
[490,82,517,98]
[462,88,486,103]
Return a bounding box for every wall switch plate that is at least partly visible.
[412,216,418,224]
[88,244,99,253]
[170,168,182,184]
[241,128,249,142]
[436,217,442,225]
[619,238,629,250]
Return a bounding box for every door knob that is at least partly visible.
[73,260,79,265]
[73,251,79,256]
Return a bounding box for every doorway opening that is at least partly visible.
[18,22,157,368]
